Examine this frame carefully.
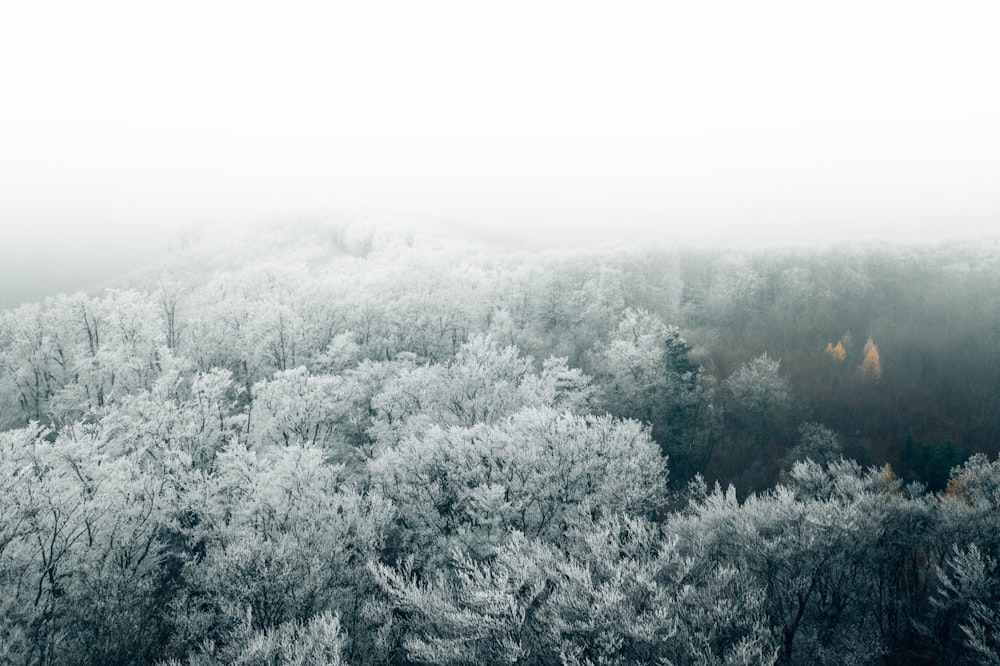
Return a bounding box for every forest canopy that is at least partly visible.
[1,219,999,665]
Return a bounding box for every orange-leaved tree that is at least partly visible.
[824,341,846,362]
[860,339,882,381]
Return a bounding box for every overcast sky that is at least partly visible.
[1,0,998,298]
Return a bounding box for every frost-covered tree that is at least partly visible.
[938,454,1000,562]
[369,407,666,568]
[0,290,168,427]
[707,252,766,326]
[95,365,246,467]
[162,610,347,666]
[784,422,844,467]
[721,351,796,486]
[724,351,790,418]
[249,367,347,451]
[593,308,717,478]
[0,300,71,426]
[365,335,595,449]
[672,460,912,664]
[169,442,392,663]
[0,425,180,665]
[372,518,777,666]
[920,544,1000,665]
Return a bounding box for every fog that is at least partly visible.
[2,2,998,306]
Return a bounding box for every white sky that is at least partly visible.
[1,0,999,256]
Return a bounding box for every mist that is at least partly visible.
[2,2,998,301]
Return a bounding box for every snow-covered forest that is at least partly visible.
[1,219,998,665]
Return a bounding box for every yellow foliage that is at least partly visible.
[880,463,901,495]
[824,341,846,362]
[944,477,969,503]
[860,339,882,380]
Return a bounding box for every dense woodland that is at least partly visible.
[1,220,999,665]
